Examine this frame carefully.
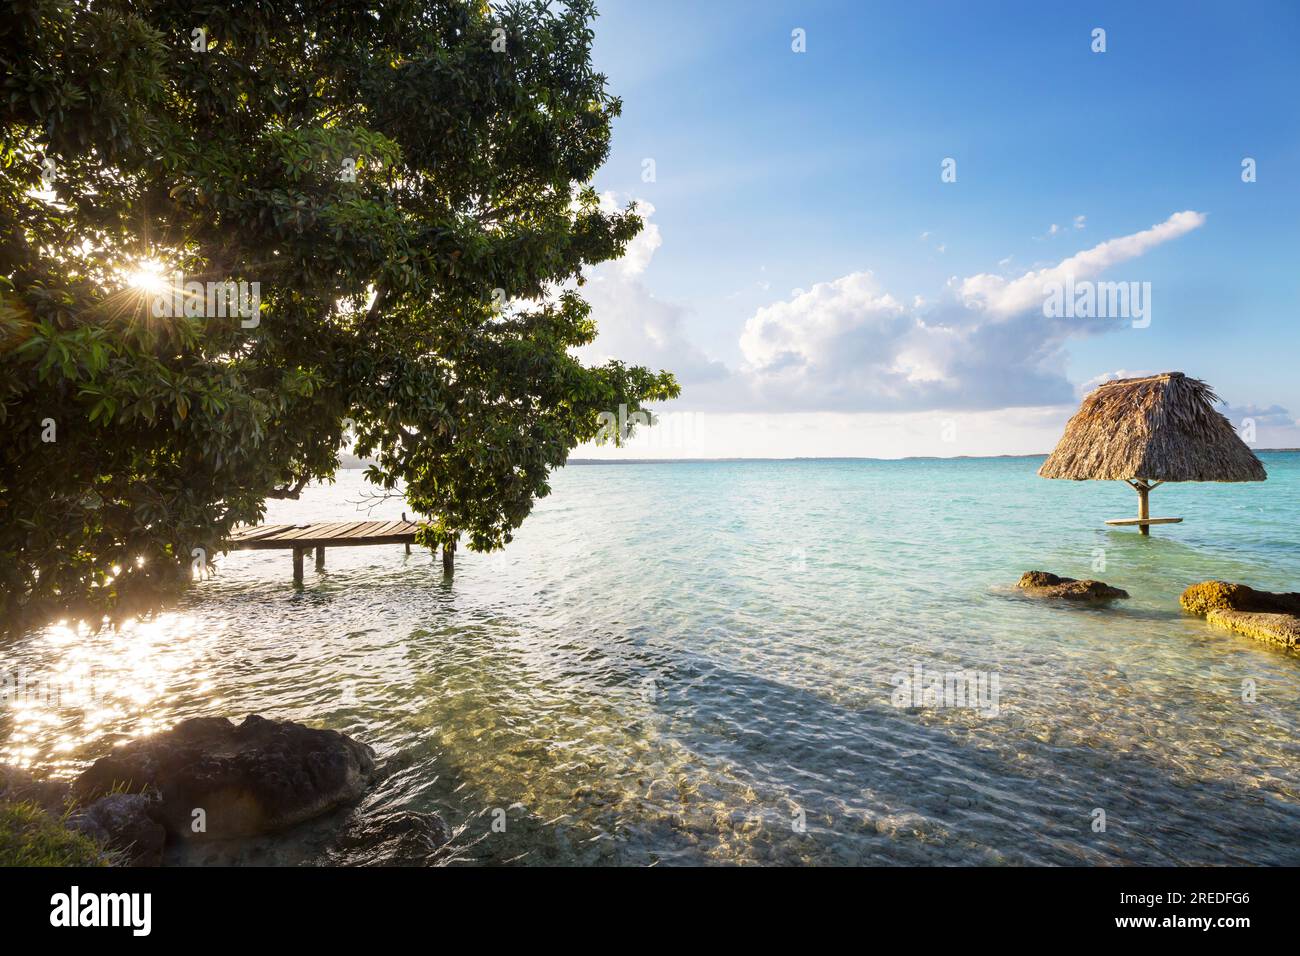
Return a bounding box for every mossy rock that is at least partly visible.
[1183,581,1300,652]
[1019,571,1063,589]
[1017,571,1128,601]
[1181,581,1300,616]
[1180,581,1256,615]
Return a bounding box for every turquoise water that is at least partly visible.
[4,453,1299,865]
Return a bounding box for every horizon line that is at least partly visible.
[563,448,1298,465]
[335,448,1296,468]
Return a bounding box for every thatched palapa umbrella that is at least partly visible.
[1039,372,1266,535]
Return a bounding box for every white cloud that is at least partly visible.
[585,208,1212,419]
[1076,368,1156,396]
[732,214,1206,412]
[740,271,906,373]
[619,214,661,277]
[579,196,727,385]
[1224,403,1295,428]
[581,272,728,384]
[598,192,662,277]
[1223,404,1300,450]
[959,210,1205,318]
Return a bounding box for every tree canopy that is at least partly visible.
[0,0,678,629]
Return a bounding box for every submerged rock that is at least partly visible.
[74,715,376,840]
[1205,609,1300,650]
[67,792,166,866]
[335,809,452,866]
[1017,571,1129,601]
[1181,581,1300,650]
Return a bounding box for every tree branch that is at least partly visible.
[359,284,389,334]
[266,476,311,499]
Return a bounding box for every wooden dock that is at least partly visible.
[226,519,422,585]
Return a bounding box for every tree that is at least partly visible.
[0,0,678,630]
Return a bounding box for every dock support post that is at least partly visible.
[442,538,455,576]
[293,547,305,585]
[315,545,325,570]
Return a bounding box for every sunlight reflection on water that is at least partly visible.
[2,614,214,775]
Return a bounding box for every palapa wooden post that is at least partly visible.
[315,545,325,570]
[292,547,305,585]
[1125,478,1163,535]
[1135,480,1151,536]
[442,538,455,575]
[402,512,411,555]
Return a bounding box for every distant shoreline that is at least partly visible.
[563,449,1299,466]
[336,449,1298,469]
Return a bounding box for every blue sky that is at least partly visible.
[575,1,1300,457]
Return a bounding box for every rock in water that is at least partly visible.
[1205,609,1300,650]
[335,809,452,866]
[67,793,166,866]
[1181,581,1300,650]
[1180,580,1300,616]
[1017,571,1129,601]
[73,715,376,840]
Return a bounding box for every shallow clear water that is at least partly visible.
[3,454,1299,865]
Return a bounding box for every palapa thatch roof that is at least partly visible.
[1039,372,1267,482]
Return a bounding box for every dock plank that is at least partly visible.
[228,523,294,542]
[299,521,362,539]
[225,519,421,550]
[366,520,412,538]
[342,521,384,538]
[277,522,354,541]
